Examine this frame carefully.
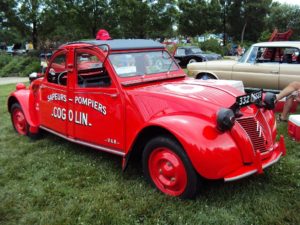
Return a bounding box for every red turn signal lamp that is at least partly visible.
[16,83,26,90]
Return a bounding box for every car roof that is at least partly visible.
[65,39,164,51]
[253,41,300,48]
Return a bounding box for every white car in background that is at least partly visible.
[188,41,300,92]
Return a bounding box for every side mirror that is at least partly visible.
[29,72,43,83]
[29,72,38,79]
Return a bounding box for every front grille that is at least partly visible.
[236,115,268,153]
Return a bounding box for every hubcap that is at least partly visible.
[12,109,27,135]
[148,147,187,196]
[189,59,197,64]
[201,74,209,80]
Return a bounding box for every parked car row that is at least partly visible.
[5,43,27,55]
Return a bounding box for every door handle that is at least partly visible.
[110,93,119,98]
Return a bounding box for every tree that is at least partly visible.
[109,0,152,38]
[178,0,208,37]
[18,0,46,48]
[226,0,272,43]
[178,0,222,37]
[266,3,300,40]
[147,0,178,39]
[0,0,28,43]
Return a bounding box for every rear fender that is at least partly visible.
[148,115,243,179]
[8,89,39,132]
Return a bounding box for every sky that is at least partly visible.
[275,0,300,6]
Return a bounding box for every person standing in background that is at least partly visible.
[276,81,300,121]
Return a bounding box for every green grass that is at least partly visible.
[0,83,299,225]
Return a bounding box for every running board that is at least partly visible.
[40,126,125,157]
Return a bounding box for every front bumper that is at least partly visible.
[224,135,286,182]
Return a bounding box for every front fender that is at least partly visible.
[8,88,39,131]
[148,115,243,180]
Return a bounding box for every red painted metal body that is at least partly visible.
[8,39,285,183]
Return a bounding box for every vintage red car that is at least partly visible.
[8,39,286,199]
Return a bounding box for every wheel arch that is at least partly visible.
[125,125,182,169]
[7,95,19,113]
[8,91,39,132]
[195,56,205,62]
[188,56,204,64]
[125,115,243,180]
[195,71,219,79]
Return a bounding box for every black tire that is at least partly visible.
[10,103,40,139]
[196,73,216,80]
[142,136,200,199]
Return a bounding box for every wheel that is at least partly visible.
[196,73,216,80]
[188,58,198,64]
[11,103,29,135]
[10,103,40,138]
[142,136,200,199]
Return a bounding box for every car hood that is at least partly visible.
[126,78,244,121]
[188,60,236,70]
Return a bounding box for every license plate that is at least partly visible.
[236,90,262,107]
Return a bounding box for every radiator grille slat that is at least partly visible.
[237,115,268,153]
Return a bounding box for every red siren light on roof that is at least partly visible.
[96,29,111,40]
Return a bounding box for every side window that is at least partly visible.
[256,47,278,63]
[176,48,185,56]
[281,47,300,64]
[76,51,111,88]
[248,47,280,63]
[47,53,67,85]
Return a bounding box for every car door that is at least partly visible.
[68,48,125,153]
[39,50,70,135]
[232,46,280,90]
[279,47,300,90]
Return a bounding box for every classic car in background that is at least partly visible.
[8,39,285,199]
[188,41,300,92]
[6,43,27,55]
[174,46,222,68]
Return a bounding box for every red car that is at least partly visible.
[8,39,286,199]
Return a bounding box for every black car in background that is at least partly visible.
[174,46,222,68]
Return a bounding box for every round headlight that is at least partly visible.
[263,92,276,110]
[217,108,235,132]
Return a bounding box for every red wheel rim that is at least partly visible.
[148,147,187,196]
[12,108,27,135]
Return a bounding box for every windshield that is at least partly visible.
[109,50,179,77]
[239,46,258,63]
